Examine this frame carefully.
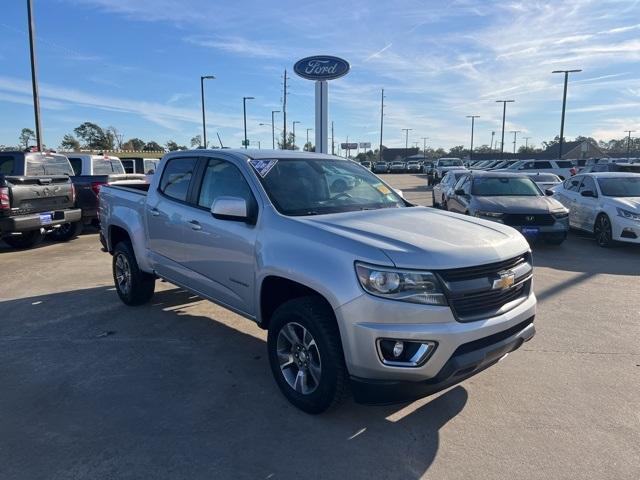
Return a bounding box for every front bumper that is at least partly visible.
[0,208,82,234]
[613,216,640,244]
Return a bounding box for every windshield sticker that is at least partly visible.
[375,184,391,195]
[250,159,278,177]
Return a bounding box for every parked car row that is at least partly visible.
[0,150,147,249]
[431,168,640,247]
[364,159,434,174]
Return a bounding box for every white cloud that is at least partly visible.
[184,35,286,59]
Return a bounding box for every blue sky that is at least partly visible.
[1,0,640,151]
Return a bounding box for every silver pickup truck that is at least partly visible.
[99,150,536,414]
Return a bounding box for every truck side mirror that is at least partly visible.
[454,189,466,196]
[580,190,596,198]
[545,189,554,196]
[211,196,254,223]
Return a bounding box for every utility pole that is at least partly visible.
[466,115,480,160]
[331,121,335,155]
[306,128,312,151]
[242,96,254,149]
[422,137,429,163]
[510,130,521,154]
[523,136,531,150]
[27,0,43,151]
[379,88,385,162]
[401,128,413,161]
[490,131,495,152]
[496,100,515,159]
[292,121,301,150]
[200,75,215,148]
[271,110,280,149]
[625,130,635,159]
[282,70,288,149]
[552,69,582,159]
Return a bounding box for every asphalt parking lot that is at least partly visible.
[1,173,638,480]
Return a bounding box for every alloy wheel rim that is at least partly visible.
[276,322,322,395]
[596,216,611,245]
[115,254,132,295]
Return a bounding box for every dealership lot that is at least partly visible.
[1,173,638,480]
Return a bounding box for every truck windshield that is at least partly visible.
[253,158,406,216]
[597,177,640,197]
[438,159,462,167]
[472,176,542,196]
[93,159,125,175]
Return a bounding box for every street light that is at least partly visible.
[421,137,429,163]
[523,136,531,150]
[552,69,582,159]
[625,130,636,159]
[27,0,43,151]
[306,128,313,151]
[401,128,413,160]
[200,75,215,148]
[271,110,279,149]
[466,115,480,160]
[510,130,521,154]
[242,96,254,149]
[292,121,301,150]
[490,131,495,152]
[496,100,515,159]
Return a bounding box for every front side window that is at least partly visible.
[198,159,254,209]
[159,157,197,202]
[253,158,405,216]
[472,176,542,196]
[565,176,582,192]
[579,176,597,194]
[597,177,640,197]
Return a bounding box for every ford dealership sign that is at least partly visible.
[294,56,350,81]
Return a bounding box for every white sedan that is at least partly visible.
[431,169,468,209]
[551,172,640,247]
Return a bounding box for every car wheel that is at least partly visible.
[431,191,439,208]
[442,197,448,211]
[48,221,82,242]
[594,213,613,248]
[3,230,44,249]
[112,241,155,305]
[267,296,348,414]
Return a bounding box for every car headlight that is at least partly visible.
[617,207,640,221]
[475,211,504,218]
[552,209,569,219]
[355,263,447,305]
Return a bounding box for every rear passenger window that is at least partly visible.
[535,161,552,169]
[0,156,15,175]
[159,157,197,202]
[197,159,254,209]
[557,161,573,168]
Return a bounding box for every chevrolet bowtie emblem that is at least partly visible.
[492,271,515,290]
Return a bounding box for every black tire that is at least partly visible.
[267,296,348,414]
[594,213,613,248]
[3,230,44,249]
[432,191,439,208]
[112,241,155,306]
[442,198,448,211]
[48,221,82,242]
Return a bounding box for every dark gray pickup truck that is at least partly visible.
[0,151,81,248]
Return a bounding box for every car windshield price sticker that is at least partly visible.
[250,159,278,178]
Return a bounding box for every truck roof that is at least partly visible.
[165,149,347,162]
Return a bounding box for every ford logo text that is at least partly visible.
[294,56,350,81]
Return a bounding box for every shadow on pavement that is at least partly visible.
[0,286,467,480]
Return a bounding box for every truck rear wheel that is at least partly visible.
[112,241,155,306]
[3,230,44,249]
[48,222,82,242]
[267,296,348,414]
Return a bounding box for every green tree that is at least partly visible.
[74,122,109,150]
[448,145,467,157]
[166,140,187,151]
[190,135,202,148]
[277,132,296,150]
[143,141,163,151]
[60,134,80,151]
[303,141,315,152]
[19,128,35,149]
[122,138,145,151]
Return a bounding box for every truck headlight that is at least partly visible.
[355,263,447,305]
[617,207,640,222]
[552,209,569,219]
[475,211,504,219]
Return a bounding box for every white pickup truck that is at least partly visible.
[99,150,536,413]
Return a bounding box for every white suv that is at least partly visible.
[503,159,574,180]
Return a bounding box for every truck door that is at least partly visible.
[180,157,258,316]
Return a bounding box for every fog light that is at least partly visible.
[378,339,437,367]
[393,341,404,358]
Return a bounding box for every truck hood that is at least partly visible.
[474,195,565,214]
[296,206,528,269]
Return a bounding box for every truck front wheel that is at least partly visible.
[112,241,155,306]
[267,296,348,414]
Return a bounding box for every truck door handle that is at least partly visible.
[188,220,202,231]
[149,208,160,216]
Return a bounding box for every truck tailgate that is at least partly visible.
[1,175,74,216]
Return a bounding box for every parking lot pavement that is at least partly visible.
[1,175,638,480]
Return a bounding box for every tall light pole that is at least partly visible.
[379,89,385,162]
[510,130,521,154]
[401,128,413,160]
[523,136,531,151]
[552,69,582,159]
[496,100,515,159]
[421,137,429,163]
[271,110,280,149]
[27,0,43,151]
[292,121,301,150]
[306,128,313,150]
[242,96,254,149]
[466,115,480,160]
[625,130,635,159]
[331,121,335,155]
[490,131,495,152]
[200,75,215,148]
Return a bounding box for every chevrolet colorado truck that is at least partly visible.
[100,150,536,413]
[0,151,81,248]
